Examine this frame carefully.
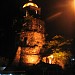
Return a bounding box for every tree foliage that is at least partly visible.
[41,35,72,68]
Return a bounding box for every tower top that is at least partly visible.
[22,0,41,17]
[23,1,38,8]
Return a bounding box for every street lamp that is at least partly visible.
[74,0,75,7]
[74,0,75,13]
[71,0,75,15]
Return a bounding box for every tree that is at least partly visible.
[41,35,72,69]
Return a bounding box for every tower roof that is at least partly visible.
[22,0,41,17]
[23,1,38,8]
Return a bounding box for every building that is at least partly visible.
[13,0,45,66]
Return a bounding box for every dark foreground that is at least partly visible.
[0,63,75,75]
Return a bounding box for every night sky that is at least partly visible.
[0,0,75,58]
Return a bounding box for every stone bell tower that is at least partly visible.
[13,0,45,66]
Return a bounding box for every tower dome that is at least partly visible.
[22,0,41,18]
[23,0,38,8]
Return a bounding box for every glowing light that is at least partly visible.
[24,47,40,55]
[71,58,75,61]
[42,51,71,69]
[27,32,45,47]
[49,59,52,64]
[48,55,53,64]
[13,18,45,66]
[74,0,75,12]
[0,67,6,71]
[71,0,75,14]
[22,55,40,65]
[23,2,38,8]
[74,0,75,7]
[9,74,12,75]
[48,55,53,58]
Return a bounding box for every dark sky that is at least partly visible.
[0,0,75,57]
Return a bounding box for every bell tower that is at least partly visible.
[13,0,45,66]
[22,0,41,18]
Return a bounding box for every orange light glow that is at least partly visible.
[42,55,54,64]
[74,0,75,7]
[42,51,71,69]
[26,32,45,47]
[22,55,40,65]
[24,47,40,55]
[71,0,75,13]
[74,0,75,12]
[23,2,38,8]
[48,55,53,58]
[13,16,45,66]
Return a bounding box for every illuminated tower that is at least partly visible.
[13,0,45,66]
